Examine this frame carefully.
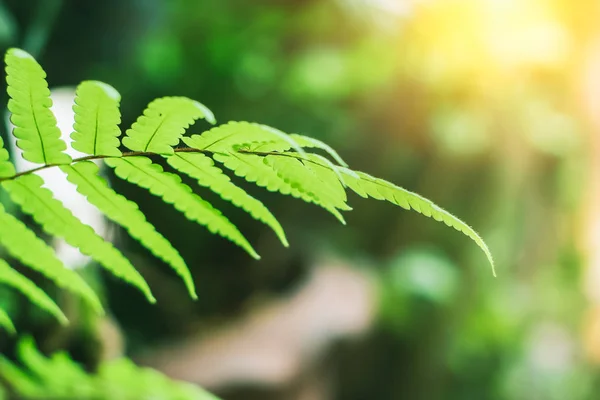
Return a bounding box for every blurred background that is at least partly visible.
[1,0,600,399]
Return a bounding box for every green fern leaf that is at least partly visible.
[167,153,288,247]
[122,97,214,155]
[0,136,15,178]
[337,167,496,275]
[105,156,259,259]
[212,151,346,222]
[5,48,71,165]
[61,161,196,299]
[17,337,51,378]
[0,308,15,334]
[183,121,304,154]
[0,203,102,313]
[2,174,155,302]
[299,153,348,203]
[71,81,122,157]
[0,259,67,324]
[265,155,349,223]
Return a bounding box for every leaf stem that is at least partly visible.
[0,147,276,182]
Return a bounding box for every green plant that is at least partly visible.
[0,337,219,399]
[0,47,493,330]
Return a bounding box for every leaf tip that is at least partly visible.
[7,48,33,60]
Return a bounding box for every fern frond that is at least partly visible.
[70,81,122,157]
[105,156,259,259]
[0,203,102,313]
[0,136,15,178]
[167,153,288,247]
[183,121,304,153]
[0,308,15,335]
[337,167,496,275]
[0,259,67,324]
[2,174,155,302]
[122,97,214,155]
[61,161,196,299]
[5,49,71,165]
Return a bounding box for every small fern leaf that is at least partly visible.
[0,136,15,178]
[71,81,122,157]
[17,337,52,380]
[212,152,294,192]
[0,308,15,335]
[213,151,346,223]
[2,174,155,302]
[167,153,288,247]
[105,157,259,259]
[300,153,348,203]
[122,97,214,155]
[338,167,495,275]
[61,161,196,299]
[265,155,350,222]
[0,203,102,313]
[0,259,67,324]
[183,121,304,154]
[5,48,71,165]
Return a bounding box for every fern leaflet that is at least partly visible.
[0,136,15,178]
[337,167,495,275]
[71,80,122,157]
[0,259,66,324]
[5,48,71,165]
[122,97,215,155]
[61,161,196,299]
[0,307,15,334]
[2,174,155,302]
[167,152,288,246]
[105,156,259,259]
[0,203,102,314]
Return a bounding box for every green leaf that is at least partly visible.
[0,259,67,324]
[265,154,349,223]
[0,203,102,313]
[183,121,304,154]
[212,151,346,221]
[5,48,71,165]
[0,136,15,178]
[0,308,15,334]
[168,153,288,247]
[0,357,41,396]
[71,81,122,157]
[1,338,224,400]
[61,161,196,299]
[105,156,259,259]
[2,174,155,303]
[122,97,214,155]
[337,168,496,275]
